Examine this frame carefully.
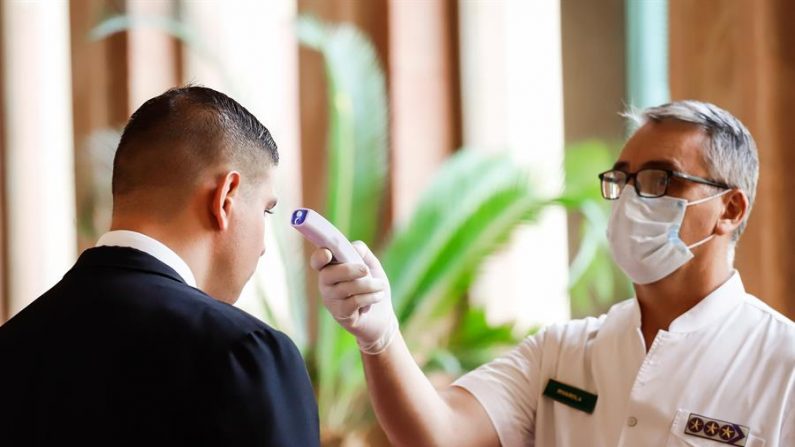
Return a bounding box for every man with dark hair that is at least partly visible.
[0,86,319,446]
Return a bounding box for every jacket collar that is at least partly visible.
[74,246,190,286]
[95,230,197,287]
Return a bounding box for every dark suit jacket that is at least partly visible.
[0,246,320,446]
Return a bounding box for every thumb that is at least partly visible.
[352,241,388,281]
[309,248,333,271]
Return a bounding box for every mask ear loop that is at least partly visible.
[684,188,733,249]
[686,188,731,207]
[687,234,715,250]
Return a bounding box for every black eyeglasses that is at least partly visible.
[598,168,732,200]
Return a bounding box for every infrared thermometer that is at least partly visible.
[290,208,363,264]
[291,208,371,313]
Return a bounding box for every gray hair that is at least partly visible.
[624,100,759,244]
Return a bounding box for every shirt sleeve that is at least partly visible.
[202,329,320,447]
[452,329,546,447]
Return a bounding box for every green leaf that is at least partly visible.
[567,199,608,286]
[561,140,615,203]
[449,307,517,348]
[381,150,543,351]
[444,307,534,372]
[315,312,360,427]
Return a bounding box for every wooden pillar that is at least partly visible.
[70,0,131,251]
[126,0,180,112]
[389,0,460,222]
[670,0,795,318]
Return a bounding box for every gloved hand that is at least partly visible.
[310,241,398,355]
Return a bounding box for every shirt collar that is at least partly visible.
[600,271,747,337]
[95,230,198,288]
[666,271,746,333]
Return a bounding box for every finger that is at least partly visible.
[318,263,369,287]
[310,248,334,271]
[325,292,384,319]
[352,241,388,282]
[351,240,369,259]
[322,276,386,301]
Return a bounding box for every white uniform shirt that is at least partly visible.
[96,230,198,288]
[454,273,795,446]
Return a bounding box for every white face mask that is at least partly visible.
[606,187,729,285]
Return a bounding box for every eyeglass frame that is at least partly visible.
[597,168,733,200]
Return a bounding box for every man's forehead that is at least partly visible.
[614,120,708,172]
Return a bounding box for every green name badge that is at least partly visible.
[543,379,598,414]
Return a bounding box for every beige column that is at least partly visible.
[2,0,77,317]
[460,0,570,329]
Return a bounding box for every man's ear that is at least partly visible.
[715,189,749,237]
[210,171,242,231]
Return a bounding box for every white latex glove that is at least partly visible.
[310,241,398,355]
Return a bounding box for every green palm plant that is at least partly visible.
[296,17,542,436]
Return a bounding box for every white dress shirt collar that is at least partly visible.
[95,230,198,288]
[666,270,745,332]
[609,270,746,335]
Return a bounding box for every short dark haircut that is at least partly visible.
[112,85,278,199]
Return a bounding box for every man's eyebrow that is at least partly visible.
[611,159,682,172]
[639,159,682,171]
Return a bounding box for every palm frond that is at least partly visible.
[444,307,534,373]
[382,150,543,330]
[90,14,195,44]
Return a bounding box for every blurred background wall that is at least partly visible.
[670,0,795,318]
[2,1,795,442]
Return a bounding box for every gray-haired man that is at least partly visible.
[309,100,795,446]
